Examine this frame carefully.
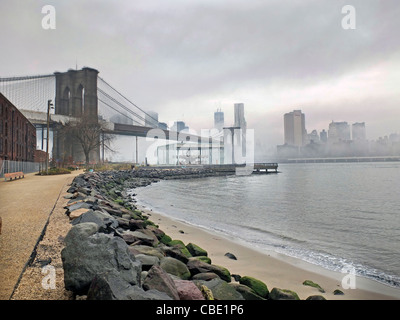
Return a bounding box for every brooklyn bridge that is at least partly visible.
[0,67,250,170]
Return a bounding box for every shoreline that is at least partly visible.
[138,204,400,300]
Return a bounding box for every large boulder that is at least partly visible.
[229,283,266,300]
[87,270,171,300]
[143,265,180,300]
[173,279,205,300]
[168,240,192,258]
[135,254,160,271]
[121,230,158,246]
[239,276,269,299]
[62,223,142,295]
[160,245,189,264]
[186,243,208,257]
[71,210,118,232]
[129,245,165,260]
[269,287,300,300]
[187,259,231,282]
[196,278,244,300]
[160,257,191,280]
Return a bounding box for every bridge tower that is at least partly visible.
[53,67,100,165]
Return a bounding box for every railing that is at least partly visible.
[0,159,40,178]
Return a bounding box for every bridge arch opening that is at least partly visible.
[62,86,71,116]
[76,84,85,116]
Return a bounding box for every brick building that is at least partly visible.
[0,92,36,162]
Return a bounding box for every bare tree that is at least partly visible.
[61,114,114,168]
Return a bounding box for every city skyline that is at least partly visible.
[1,1,399,160]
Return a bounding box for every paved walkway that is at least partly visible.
[0,170,83,300]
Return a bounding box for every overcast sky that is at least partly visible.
[1,0,400,159]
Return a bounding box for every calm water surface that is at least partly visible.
[132,162,400,288]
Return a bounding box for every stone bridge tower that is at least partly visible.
[53,67,100,165]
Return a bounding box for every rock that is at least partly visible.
[129,245,165,260]
[229,283,266,300]
[99,205,123,217]
[122,230,157,246]
[66,201,92,213]
[64,222,99,245]
[306,295,327,300]
[199,284,214,300]
[186,243,208,257]
[269,287,300,300]
[224,252,237,260]
[173,279,205,300]
[143,265,180,300]
[129,219,146,230]
[160,233,172,245]
[169,240,192,258]
[160,246,189,264]
[114,217,130,229]
[71,210,118,232]
[193,256,212,264]
[87,270,171,300]
[192,272,220,281]
[135,254,160,271]
[69,208,90,220]
[187,259,231,282]
[160,257,191,280]
[62,229,141,295]
[302,280,325,293]
[333,289,344,295]
[232,274,241,282]
[197,278,244,300]
[146,226,165,241]
[239,276,269,299]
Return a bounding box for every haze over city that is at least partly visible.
[1,0,399,161]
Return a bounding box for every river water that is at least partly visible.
[132,162,400,288]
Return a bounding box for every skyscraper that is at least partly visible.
[234,103,247,129]
[284,110,306,147]
[214,108,224,131]
[234,103,247,156]
[328,121,350,143]
[352,122,366,140]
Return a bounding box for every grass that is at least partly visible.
[37,167,72,175]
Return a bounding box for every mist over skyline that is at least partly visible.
[1,0,399,161]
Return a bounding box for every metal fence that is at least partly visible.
[0,159,40,178]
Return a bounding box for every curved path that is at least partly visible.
[0,170,82,300]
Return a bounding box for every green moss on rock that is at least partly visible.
[169,240,192,258]
[239,276,269,299]
[269,287,300,300]
[160,234,172,245]
[186,243,208,257]
[302,280,325,293]
[194,256,212,264]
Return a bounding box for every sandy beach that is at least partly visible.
[139,205,400,300]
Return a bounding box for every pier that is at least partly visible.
[139,163,279,175]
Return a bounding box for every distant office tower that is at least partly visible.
[284,110,306,147]
[234,103,247,156]
[320,129,328,143]
[158,122,168,130]
[352,122,366,140]
[308,129,320,143]
[171,121,188,132]
[328,121,350,143]
[234,103,247,129]
[214,108,224,131]
[145,111,159,128]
